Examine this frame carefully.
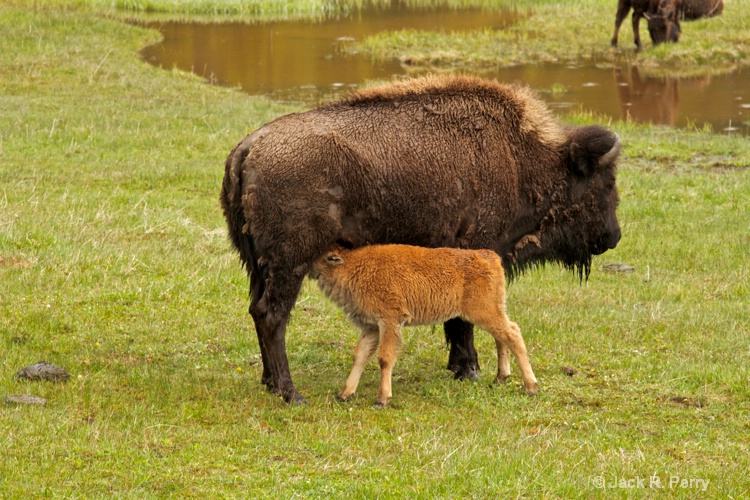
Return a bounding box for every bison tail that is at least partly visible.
[220,132,263,284]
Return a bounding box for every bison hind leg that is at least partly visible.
[248,264,273,387]
[249,262,308,404]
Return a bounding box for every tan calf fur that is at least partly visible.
[311,244,538,406]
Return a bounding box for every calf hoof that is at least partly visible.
[336,393,351,402]
[373,400,388,409]
[525,383,538,397]
[494,374,510,384]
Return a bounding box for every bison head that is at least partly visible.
[506,125,622,281]
[648,1,682,45]
[556,126,622,279]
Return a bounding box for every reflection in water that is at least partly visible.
[139,4,749,135]
[615,65,681,126]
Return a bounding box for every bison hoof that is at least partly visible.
[273,386,306,405]
[284,391,307,405]
[452,367,479,382]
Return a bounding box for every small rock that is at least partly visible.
[600,263,635,273]
[6,394,46,406]
[561,366,577,377]
[14,361,70,383]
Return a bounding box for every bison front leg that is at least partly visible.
[611,0,632,47]
[444,318,480,381]
[249,264,307,404]
[338,326,380,401]
[632,12,645,51]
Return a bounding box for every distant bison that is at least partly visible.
[221,75,622,403]
[611,0,679,50]
[611,0,723,50]
[681,0,723,20]
[312,244,537,407]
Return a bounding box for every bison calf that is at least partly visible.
[311,244,538,407]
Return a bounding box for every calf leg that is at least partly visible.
[376,321,403,407]
[473,314,537,396]
[339,325,380,401]
[444,318,479,381]
[249,263,307,404]
[495,340,511,383]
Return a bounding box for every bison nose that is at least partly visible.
[608,226,622,249]
[592,227,621,255]
[601,226,621,253]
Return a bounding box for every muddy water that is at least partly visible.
[140,4,750,135]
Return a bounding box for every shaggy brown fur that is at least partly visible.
[221,74,621,403]
[311,244,537,406]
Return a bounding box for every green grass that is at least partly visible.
[2,2,750,498]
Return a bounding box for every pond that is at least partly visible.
[139,3,750,135]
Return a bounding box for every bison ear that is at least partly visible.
[326,254,344,266]
[569,126,621,176]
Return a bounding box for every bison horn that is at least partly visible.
[569,126,622,175]
[597,133,622,169]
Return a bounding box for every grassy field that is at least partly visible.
[2,1,749,498]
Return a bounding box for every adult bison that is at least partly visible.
[611,0,724,50]
[221,75,622,404]
[611,0,679,50]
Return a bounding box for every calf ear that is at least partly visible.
[569,126,621,176]
[326,254,344,266]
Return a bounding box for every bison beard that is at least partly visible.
[221,75,622,403]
